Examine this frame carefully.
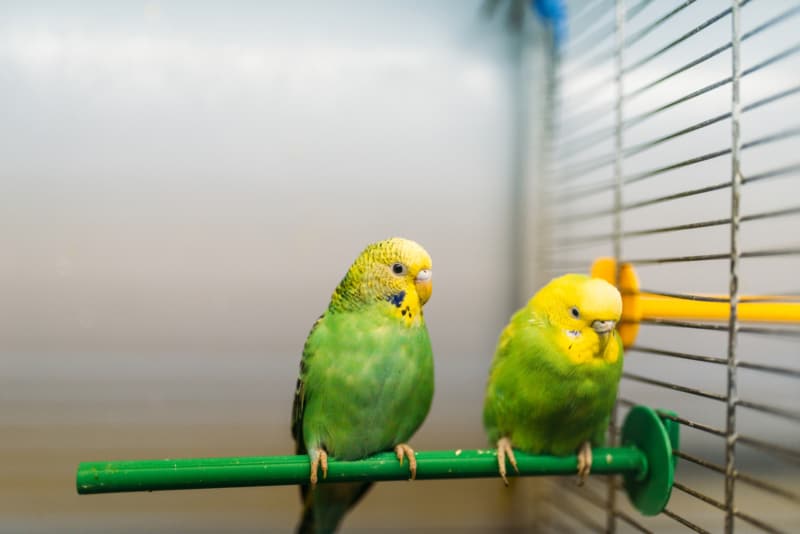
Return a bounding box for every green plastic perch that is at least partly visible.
[76,405,678,516]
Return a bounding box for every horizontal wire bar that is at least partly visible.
[743,84,800,114]
[552,206,614,224]
[556,478,607,508]
[556,71,615,112]
[556,103,615,140]
[622,3,736,76]
[737,435,800,466]
[622,84,800,160]
[629,345,727,365]
[624,76,732,130]
[631,289,730,303]
[624,252,731,264]
[743,162,800,184]
[626,44,732,104]
[562,207,800,243]
[556,96,797,176]
[614,510,654,534]
[623,0,697,50]
[635,318,729,331]
[740,3,800,43]
[623,148,730,186]
[737,360,800,379]
[741,247,800,259]
[621,372,726,401]
[623,6,799,119]
[546,490,606,532]
[569,0,610,25]
[624,290,800,304]
[550,180,616,203]
[625,0,655,24]
[674,450,726,475]
[631,319,800,338]
[624,182,730,211]
[678,449,800,503]
[675,481,785,534]
[733,510,783,534]
[736,470,800,504]
[742,126,800,150]
[736,399,800,423]
[741,206,800,222]
[556,158,615,183]
[560,0,648,95]
[555,126,616,160]
[623,112,730,158]
[662,508,712,534]
[618,398,727,436]
[742,205,800,223]
[562,18,616,66]
[624,246,800,265]
[622,217,729,237]
[738,324,800,338]
[562,4,613,55]
[742,41,800,78]
[673,481,726,511]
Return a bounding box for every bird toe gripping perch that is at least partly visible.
[77,405,678,516]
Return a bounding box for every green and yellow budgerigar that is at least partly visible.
[483,274,623,484]
[291,237,435,534]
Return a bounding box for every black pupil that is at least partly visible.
[571,307,579,317]
[393,263,404,274]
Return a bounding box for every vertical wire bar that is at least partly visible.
[724,1,742,532]
[607,1,625,533]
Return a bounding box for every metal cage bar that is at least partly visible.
[544,0,798,530]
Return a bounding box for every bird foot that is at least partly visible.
[496,437,519,486]
[309,448,328,486]
[395,443,417,480]
[576,441,592,486]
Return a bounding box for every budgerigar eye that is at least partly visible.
[570,306,580,319]
[391,263,407,275]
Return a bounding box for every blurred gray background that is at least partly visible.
[1,1,797,532]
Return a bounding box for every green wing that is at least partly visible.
[484,309,623,455]
[291,314,325,456]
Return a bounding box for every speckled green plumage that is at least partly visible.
[291,238,434,534]
[483,274,624,458]
[296,307,434,460]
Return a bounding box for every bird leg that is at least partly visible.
[576,441,592,485]
[496,437,519,486]
[395,443,418,480]
[309,448,328,486]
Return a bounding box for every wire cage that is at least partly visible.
[66,2,799,532]
[534,0,800,532]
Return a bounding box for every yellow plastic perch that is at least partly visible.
[591,257,800,348]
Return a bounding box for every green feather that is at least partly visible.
[483,275,624,457]
[291,238,434,533]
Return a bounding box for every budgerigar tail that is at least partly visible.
[296,481,373,534]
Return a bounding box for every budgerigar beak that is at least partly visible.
[591,320,616,335]
[415,269,432,305]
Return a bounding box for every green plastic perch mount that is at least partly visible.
[76,405,678,516]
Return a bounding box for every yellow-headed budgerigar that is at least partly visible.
[483,274,623,484]
[291,237,434,533]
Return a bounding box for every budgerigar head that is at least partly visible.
[532,273,622,345]
[330,237,432,316]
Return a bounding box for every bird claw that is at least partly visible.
[395,443,417,480]
[309,448,328,486]
[576,441,592,486]
[496,437,519,486]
